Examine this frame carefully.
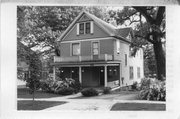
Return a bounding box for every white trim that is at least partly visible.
[55,63,120,67]
[61,37,113,43]
[79,66,82,83]
[104,65,107,87]
[90,21,94,34]
[76,23,79,35]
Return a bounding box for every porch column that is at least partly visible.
[79,66,82,83]
[53,66,56,81]
[104,65,107,87]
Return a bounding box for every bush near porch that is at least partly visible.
[39,77,82,95]
[138,78,166,101]
[81,88,99,97]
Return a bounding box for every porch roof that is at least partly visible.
[51,60,121,67]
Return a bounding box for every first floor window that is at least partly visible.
[129,66,134,79]
[137,67,140,78]
[92,42,99,55]
[125,54,127,66]
[72,43,80,56]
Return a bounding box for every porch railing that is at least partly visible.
[54,54,113,63]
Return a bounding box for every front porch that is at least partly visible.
[52,62,121,88]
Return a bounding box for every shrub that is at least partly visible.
[103,87,111,94]
[69,80,82,93]
[131,81,138,90]
[56,87,75,95]
[138,78,166,101]
[39,77,82,95]
[140,78,151,90]
[81,88,99,97]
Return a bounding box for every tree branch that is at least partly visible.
[133,7,155,24]
[135,33,155,44]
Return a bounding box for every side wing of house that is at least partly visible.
[113,32,144,87]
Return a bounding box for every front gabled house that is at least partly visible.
[52,11,144,89]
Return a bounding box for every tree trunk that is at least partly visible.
[153,38,165,81]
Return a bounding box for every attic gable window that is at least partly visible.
[85,22,90,34]
[77,21,93,35]
[79,23,84,34]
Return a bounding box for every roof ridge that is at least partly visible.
[84,11,117,29]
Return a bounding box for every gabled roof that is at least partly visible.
[58,11,133,43]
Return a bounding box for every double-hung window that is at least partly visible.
[72,43,80,56]
[79,23,84,34]
[78,22,91,35]
[85,22,90,34]
[125,54,127,66]
[92,42,99,55]
[129,66,134,79]
[137,67,140,78]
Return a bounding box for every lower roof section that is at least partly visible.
[51,60,121,67]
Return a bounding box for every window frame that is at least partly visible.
[137,67,140,78]
[79,21,91,35]
[92,41,99,55]
[129,66,134,80]
[79,23,84,35]
[85,22,90,34]
[125,54,127,66]
[72,42,80,56]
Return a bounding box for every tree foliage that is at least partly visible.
[17,6,109,57]
[109,6,166,80]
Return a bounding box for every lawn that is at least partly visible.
[18,88,61,99]
[18,100,67,110]
[110,102,166,111]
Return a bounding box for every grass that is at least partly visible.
[110,103,166,111]
[18,88,62,99]
[18,100,67,110]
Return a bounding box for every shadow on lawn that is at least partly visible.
[18,100,67,110]
[111,102,166,111]
[18,88,61,99]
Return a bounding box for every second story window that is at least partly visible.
[72,43,80,56]
[92,42,99,55]
[79,23,84,34]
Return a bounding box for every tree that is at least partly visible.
[109,7,165,81]
[17,6,109,57]
[26,52,41,103]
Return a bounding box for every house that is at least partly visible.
[52,11,144,88]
